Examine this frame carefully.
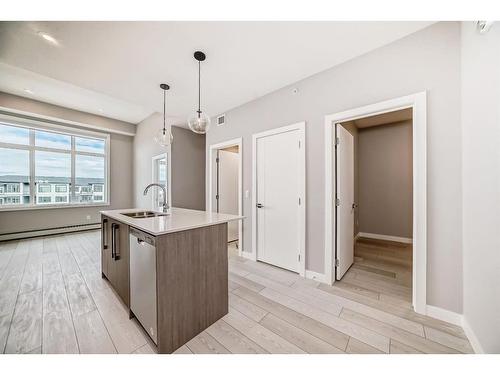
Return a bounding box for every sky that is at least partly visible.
[0,123,105,180]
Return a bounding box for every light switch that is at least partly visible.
[245,190,250,199]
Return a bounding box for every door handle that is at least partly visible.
[111,223,120,260]
[102,218,108,249]
[352,203,358,209]
[256,203,264,208]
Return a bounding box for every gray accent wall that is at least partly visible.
[133,113,205,210]
[461,22,500,353]
[206,22,463,313]
[358,121,413,238]
[0,93,134,234]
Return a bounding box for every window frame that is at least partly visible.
[0,114,110,212]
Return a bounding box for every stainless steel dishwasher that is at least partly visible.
[129,227,157,344]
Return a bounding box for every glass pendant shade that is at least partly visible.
[188,51,210,135]
[154,127,173,147]
[188,112,211,134]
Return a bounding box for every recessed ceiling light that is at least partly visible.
[23,88,34,95]
[37,31,59,45]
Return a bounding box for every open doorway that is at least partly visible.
[208,138,243,255]
[336,109,413,306]
[324,92,427,314]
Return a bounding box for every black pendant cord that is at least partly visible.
[197,60,201,118]
[163,89,166,135]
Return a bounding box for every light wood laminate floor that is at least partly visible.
[0,231,473,354]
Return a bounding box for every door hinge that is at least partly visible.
[335,259,339,267]
[216,157,219,163]
[335,137,340,146]
[298,254,301,262]
[298,197,301,205]
[298,140,301,148]
[335,198,340,206]
[216,194,219,200]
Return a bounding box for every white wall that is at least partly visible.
[206,22,463,313]
[461,22,500,353]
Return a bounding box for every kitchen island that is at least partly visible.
[100,207,243,354]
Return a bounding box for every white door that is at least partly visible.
[336,124,355,280]
[256,129,301,272]
[217,149,239,242]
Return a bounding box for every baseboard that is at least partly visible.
[240,251,255,261]
[426,304,463,326]
[0,223,101,241]
[461,316,484,354]
[305,270,328,284]
[357,232,412,244]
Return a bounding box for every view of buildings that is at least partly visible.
[0,175,105,206]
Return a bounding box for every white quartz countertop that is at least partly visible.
[100,207,243,236]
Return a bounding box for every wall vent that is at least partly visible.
[217,114,226,126]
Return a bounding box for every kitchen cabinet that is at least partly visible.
[100,208,242,353]
[101,214,130,307]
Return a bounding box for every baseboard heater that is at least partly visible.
[0,223,101,242]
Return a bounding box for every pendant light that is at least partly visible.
[188,51,211,134]
[155,83,173,146]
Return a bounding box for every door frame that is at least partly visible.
[207,137,243,255]
[251,122,306,277]
[324,92,427,314]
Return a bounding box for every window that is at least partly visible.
[80,186,92,193]
[2,196,20,204]
[35,151,71,201]
[35,130,71,150]
[0,123,29,145]
[6,183,20,193]
[75,155,104,204]
[38,196,52,204]
[55,185,68,193]
[0,147,30,206]
[75,137,105,154]
[0,120,109,209]
[151,153,170,211]
[38,184,51,193]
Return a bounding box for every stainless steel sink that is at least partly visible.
[121,211,168,219]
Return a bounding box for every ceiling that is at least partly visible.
[352,108,413,128]
[0,21,433,126]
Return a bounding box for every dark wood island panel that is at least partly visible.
[156,223,228,354]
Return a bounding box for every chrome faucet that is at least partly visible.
[143,183,169,213]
